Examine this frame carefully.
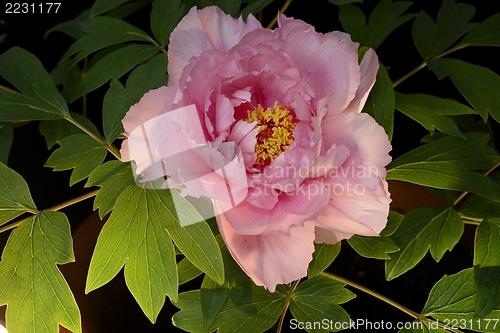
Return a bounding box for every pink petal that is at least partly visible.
[280,28,360,112]
[221,179,330,235]
[218,210,316,292]
[121,86,181,136]
[343,48,379,113]
[314,226,352,244]
[168,6,261,85]
[321,111,391,175]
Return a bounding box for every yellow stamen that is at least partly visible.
[246,102,297,165]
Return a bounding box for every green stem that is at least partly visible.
[0,189,99,234]
[277,280,300,333]
[65,116,120,159]
[459,213,483,225]
[454,160,500,206]
[321,272,420,319]
[321,272,465,332]
[266,0,293,29]
[392,45,468,88]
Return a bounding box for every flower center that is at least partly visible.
[246,102,297,165]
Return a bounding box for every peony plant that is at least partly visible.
[0,0,500,332]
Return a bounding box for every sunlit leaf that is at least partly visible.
[395,92,476,139]
[45,134,107,186]
[103,53,169,143]
[308,242,341,277]
[412,0,475,60]
[428,58,500,123]
[71,44,159,101]
[0,162,37,227]
[363,60,394,141]
[290,275,355,333]
[474,219,500,317]
[339,0,416,49]
[150,0,185,47]
[85,160,135,218]
[386,207,463,280]
[39,112,101,149]
[86,184,178,322]
[0,47,69,121]
[422,268,500,332]
[0,211,81,333]
[457,12,500,48]
[0,122,13,165]
[348,235,399,260]
[90,0,131,17]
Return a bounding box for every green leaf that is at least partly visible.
[0,211,81,333]
[240,0,273,20]
[85,160,135,218]
[412,0,475,60]
[348,235,399,260]
[0,47,69,121]
[389,132,500,170]
[0,34,5,43]
[386,207,463,280]
[474,219,500,317]
[150,0,185,47]
[308,242,341,277]
[457,12,500,48]
[173,243,285,333]
[90,0,131,17]
[103,53,169,143]
[362,60,394,141]
[86,184,178,322]
[39,112,101,149]
[45,9,90,40]
[61,17,156,71]
[0,122,13,164]
[210,0,242,17]
[387,132,500,201]
[422,268,500,332]
[44,134,107,186]
[201,276,228,331]
[178,258,202,285]
[395,92,476,139]
[428,58,500,123]
[0,163,37,227]
[328,0,362,5]
[290,276,355,333]
[339,0,416,49]
[460,174,500,220]
[164,189,224,285]
[71,44,159,101]
[380,210,404,237]
[388,164,500,202]
[106,0,153,19]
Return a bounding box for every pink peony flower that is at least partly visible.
[121,6,392,292]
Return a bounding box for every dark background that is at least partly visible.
[1,0,500,332]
